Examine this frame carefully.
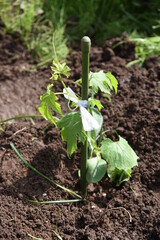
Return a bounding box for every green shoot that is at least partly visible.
[53,231,63,240]
[53,230,63,240]
[127,36,160,67]
[27,233,43,240]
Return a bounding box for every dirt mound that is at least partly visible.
[0,33,160,239]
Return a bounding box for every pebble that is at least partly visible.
[6,180,12,186]
[91,205,96,209]
[18,193,23,200]
[5,130,13,137]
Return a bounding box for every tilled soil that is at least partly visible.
[0,32,160,240]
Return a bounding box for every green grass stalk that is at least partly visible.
[0,114,42,125]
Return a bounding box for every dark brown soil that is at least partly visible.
[0,31,160,240]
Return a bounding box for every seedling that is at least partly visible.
[38,36,138,197]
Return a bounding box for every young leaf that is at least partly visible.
[86,156,107,183]
[50,74,58,81]
[106,72,118,94]
[89,70,113,94]
[107,166,132,186]
[101,136,138,170]
[38,101,57,125]
[89,98,104,110]
[57,112,86,156]
[51,59,70,78]
[38,84,62,126]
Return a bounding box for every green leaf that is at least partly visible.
[57,112,86,156]
[38,84,62,126]
[51,59,70,78]
[106,72,118,94]
[86,156,107,183]
[50,74,58,81]
[38,101,57,125]
[107,166,132,186]
[89,98,103,110]
[101,136,138,170]
[89,70,113,94]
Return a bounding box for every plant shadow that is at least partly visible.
[0,145,77,204]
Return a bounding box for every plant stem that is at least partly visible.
[81,36,91,197]
[59,74,68,92]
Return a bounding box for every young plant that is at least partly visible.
[127,35,160,67]
[38,36,138,196]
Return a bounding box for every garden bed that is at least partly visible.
[0,32,160,239]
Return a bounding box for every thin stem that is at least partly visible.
[59,74,71,113]
[81,36,91,197]
[28,199,83,204]
[0,114,41,125]
[54,92,64,95]
[59,74,68,93]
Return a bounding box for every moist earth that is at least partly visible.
[0,31,160,240]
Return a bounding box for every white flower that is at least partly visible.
[63,87,100,132]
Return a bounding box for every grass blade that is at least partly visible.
[28,199,83,204]
[53,231,63,240]
[27,233,43,240]
[10,143,82,199]
[0,114,42,125]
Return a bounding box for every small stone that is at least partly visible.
[117,127,124,133]
[91,205,96,209]
[18,193,23,199]
[6,180,12,186]
[5,130,13,137]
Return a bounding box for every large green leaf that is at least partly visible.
[86,156,107,183]
[38,84,62,126]
[101,136,138,170]
[89,70,113,94]
[57,112,86,156]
